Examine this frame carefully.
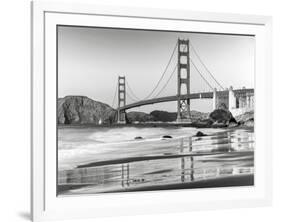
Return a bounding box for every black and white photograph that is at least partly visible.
[57,26,255,195]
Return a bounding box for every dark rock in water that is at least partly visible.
[134,136,144,140]
[162,135,173,139]
[209,108,237,127]
[195,131,207,137]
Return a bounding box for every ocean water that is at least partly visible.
[57,126,254,194]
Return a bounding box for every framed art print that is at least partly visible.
[31,1,272,221]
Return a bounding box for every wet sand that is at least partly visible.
[112,174,254,193]
[76,151,234,168]
[58,174,254,194]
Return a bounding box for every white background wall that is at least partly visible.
[0,0,280,221]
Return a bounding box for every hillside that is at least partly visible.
[149,110,209,122]
[126,111,154,123]
[58,96,116,124]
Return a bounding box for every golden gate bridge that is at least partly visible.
[110,38,254,124]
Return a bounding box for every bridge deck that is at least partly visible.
[118,89,254,111]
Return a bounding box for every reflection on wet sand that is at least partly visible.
[58,128,254,195]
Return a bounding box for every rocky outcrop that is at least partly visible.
[58,96,116,124]
[208,108,237,127]
[235,110,254,127]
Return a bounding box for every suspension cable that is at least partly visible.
[151,42,186,98]
[190,58,213,91]
[190,42,224,90]
[117,40,221,106]
[153,63,177,98]
[126,91,138,103]
[143,41,178,100]
[111,82,118,108]
[125,79,141,101]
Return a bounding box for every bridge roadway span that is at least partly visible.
[118,89,254,111]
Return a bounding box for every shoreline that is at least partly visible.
[58,126,254,172]
[58,122,254,131]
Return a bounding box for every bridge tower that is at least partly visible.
[117,76,126,124]
[176,38,192,122]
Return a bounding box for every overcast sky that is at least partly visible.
[58,26,255,113]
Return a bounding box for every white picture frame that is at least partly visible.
[31,1,272,221]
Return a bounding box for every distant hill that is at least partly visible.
[149,110,177,122]
[58,96,116,124]
[149,110,209,122]
[126,110,209,123]
[126,111,154,123]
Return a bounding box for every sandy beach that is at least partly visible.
[57,125,254,195]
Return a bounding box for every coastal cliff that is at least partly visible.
[58,96,116,124]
